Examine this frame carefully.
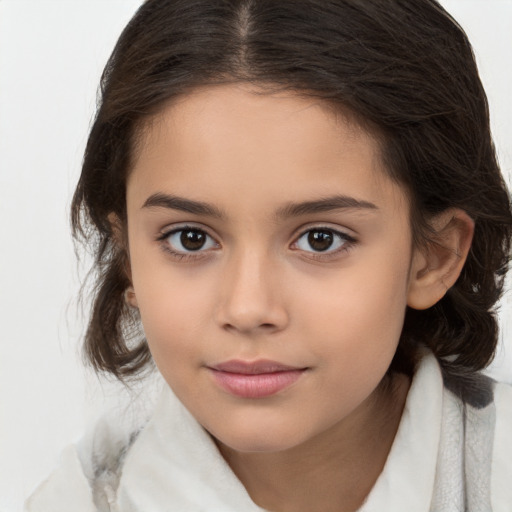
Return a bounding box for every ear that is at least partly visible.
[108,212,138,308]
[124,285,139,309]
[108,212,126,248]
[407,209,474,310]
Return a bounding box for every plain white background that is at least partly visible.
[0,1,511,510]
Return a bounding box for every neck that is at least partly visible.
[217,372,410,512]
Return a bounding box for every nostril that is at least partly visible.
[222,322,276,332]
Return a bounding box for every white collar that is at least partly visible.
[359,352,444,511]
[116,382,266,511]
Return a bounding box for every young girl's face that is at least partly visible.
[125,83,417,453]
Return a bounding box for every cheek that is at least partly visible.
[290,273,408,418]
[128,249,213,362]
[135,282,210,398]
[136,278,209,345]
[296,251,410,369]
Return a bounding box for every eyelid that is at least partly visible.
[156,223,220,259]
[155,222,357,262]
[290,224,358,258]
[291,222,357,243]
[158,222,217,239]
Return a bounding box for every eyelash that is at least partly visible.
[156,225,357,262]
[156,225,218,261]
[292,227,357,261]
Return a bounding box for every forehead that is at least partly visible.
[135,83,373,163]
[128,83,407,217]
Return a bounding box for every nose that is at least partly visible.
[215,249,289,336]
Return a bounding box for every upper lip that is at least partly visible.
[209,359,305,375]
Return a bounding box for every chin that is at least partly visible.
[209,423,306,454]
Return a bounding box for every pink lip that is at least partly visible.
[208,359,307,399]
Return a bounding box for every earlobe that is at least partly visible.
[108,212,125,247]
[108,212,136,298]
[407,209,474,310]
[125,285,139,308]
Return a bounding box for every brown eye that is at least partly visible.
[181,229,207,250]
[307,230,334,251]
[164,227,217,253]
[295,228,354,254]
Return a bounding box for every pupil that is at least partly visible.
[181,230,205,250]
[308,230,333,251]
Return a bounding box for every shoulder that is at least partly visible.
[491,380,512,510]
[24,413,145,512]
[24,444,96,512]
[440,364,512,511]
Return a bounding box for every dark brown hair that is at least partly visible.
[72,0,512,380]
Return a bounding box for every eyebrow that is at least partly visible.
[142,193,226,219]
[274,195,378,219]
[142,192,378,219]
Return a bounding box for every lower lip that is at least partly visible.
[209,369,306,398]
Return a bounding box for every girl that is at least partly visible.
[26,0,512,511]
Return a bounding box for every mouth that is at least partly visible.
[207,359,308,399]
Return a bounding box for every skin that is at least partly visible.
[124,83,473,512]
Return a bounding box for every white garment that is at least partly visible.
[25,353,512,511]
